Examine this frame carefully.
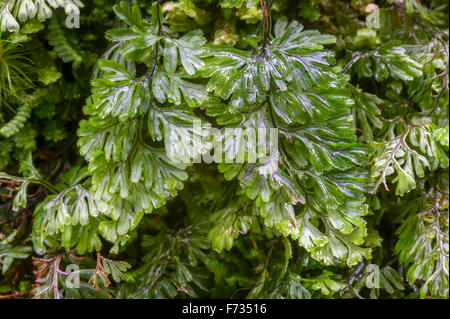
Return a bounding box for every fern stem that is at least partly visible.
[259,0,270,48]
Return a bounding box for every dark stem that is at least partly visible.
[260,0,270,48]
[156,0,163,36]
[147,0,163,88]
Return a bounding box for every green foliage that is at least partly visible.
[0,0,448,300]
